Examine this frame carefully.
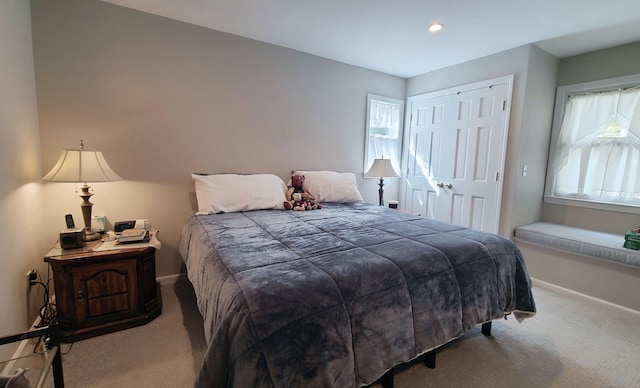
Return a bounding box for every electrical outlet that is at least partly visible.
[26,269,37,287]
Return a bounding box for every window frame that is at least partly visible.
[544,74,640,214]
[363,94,404,174]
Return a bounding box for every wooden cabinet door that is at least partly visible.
[73,259,138,328]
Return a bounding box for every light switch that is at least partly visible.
[522,165,528,177]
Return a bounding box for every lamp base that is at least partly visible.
[79,184,101,241]
[84,227,101,241]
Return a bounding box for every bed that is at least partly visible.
[179,172,536,388]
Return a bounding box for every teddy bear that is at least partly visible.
[290,192,306,211]
[284,173,321,211]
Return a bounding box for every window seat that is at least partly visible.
[514,222,640,269]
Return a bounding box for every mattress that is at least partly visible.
[179,202,536,387]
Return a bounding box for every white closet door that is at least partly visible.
[401,76,513,234]
[403,94,451,219]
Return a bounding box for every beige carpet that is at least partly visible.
[13,276,640,387]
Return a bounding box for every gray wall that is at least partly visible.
[0,0,47,359]
[407,45,559,237]
[12,2,639,350]
[542,41,640,234]
[31,0,406,277]
[518,42,640,310]
[514,45,560,228]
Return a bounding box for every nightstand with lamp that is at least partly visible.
[364,157,401,206]
[41,141,162,341]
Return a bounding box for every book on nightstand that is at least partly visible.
[118,228,150,244]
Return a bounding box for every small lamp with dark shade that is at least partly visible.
[364,158,400,206]
[42,140,121,241]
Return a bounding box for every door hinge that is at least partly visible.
[502,100,506,111]
[495,172,500,181]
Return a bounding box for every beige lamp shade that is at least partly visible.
[364,158,400,178]
[42,148,122,183]
[42,142,121,242]
[364,158,400,206]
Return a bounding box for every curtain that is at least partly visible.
[550,87,640,203]
[366,99,401,173]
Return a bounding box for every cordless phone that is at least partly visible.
[65,214,75,229]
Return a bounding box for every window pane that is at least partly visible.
[364,94,404,173]
[547,83,640,207]
[369,100,400,139]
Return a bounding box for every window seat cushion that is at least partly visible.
[514,222,640,268]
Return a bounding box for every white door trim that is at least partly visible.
[400,75,514,232]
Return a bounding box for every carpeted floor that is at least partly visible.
[14,276,640,387]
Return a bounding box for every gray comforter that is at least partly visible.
[179,203,536,387]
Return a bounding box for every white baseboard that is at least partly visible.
[2,293,58,374]
[1,316,42,375]
[156,272,186,286]
[531,277,640,316]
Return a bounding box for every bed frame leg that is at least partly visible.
[482,321,492,336]
[381,323,488,383]
[50,324,65,388]
[424,349,436,369]
[380,368,394,388]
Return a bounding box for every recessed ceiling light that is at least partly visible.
[428,23,444,33]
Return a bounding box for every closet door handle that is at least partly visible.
[437,182,444,188]
[444,183,453,189]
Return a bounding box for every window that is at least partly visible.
[544,75,640,213]
[364,94,404,173]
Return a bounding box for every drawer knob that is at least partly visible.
[77,290,84,302]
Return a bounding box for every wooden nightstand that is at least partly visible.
[44,240,162,342]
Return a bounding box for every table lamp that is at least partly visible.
[42,140,121,241]
[364,158,400,206]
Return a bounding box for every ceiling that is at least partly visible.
[101,0,640,78]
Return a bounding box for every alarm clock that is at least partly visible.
[60,228,85,249]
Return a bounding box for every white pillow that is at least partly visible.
[293,171,364,203]
[193,174,287,214]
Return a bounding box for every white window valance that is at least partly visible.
[546,79,640,209]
